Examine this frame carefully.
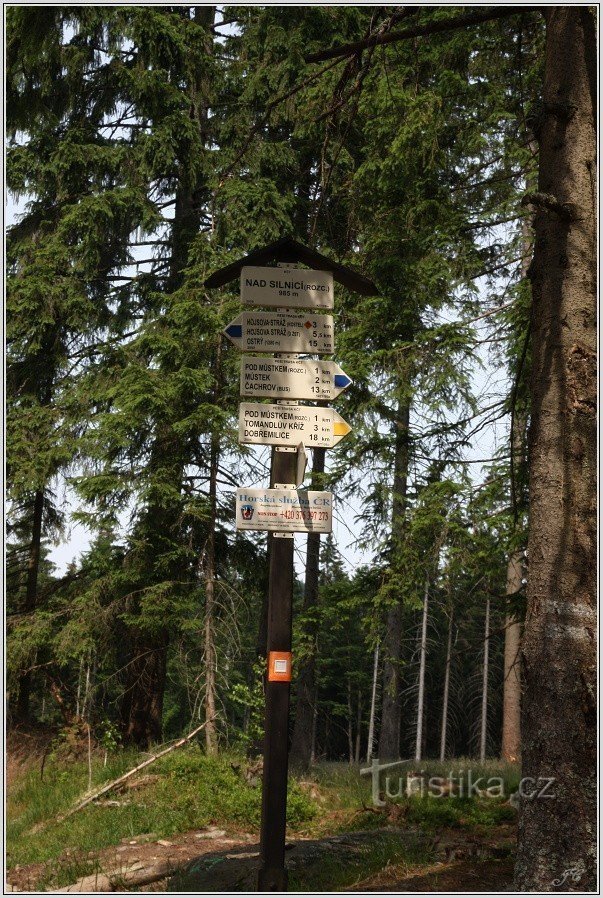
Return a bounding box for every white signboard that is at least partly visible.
[240,357,352,401]
[240,266,334,309]
[238,402,351,448]
[223,311,335,354]
[236,488,333,533]
[296,442,308,486]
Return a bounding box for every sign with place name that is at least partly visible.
[240,266,334,309]
[223,311,335,354]
[238,403,352,448]
[240,357,352,401]
[236,487,333,533]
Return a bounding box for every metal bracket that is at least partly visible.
[274,483,296,489]
[275,446,296,453]
[273,532,294,539]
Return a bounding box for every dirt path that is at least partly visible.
[6,827,255,892]
[7,823,516,892]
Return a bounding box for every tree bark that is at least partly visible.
[439,610,453,762]
[501,552,522,762]
[479,596,490,762]
[354,691,362,765]
[515,9,597,890]
[121,631,169,748]
[414,576,429,762]
[378,398,410,760]
[15,488,44,722]
[203,420,219,755]
[347,679,354,764]
[289,447,325,770]
[366,642,379,762]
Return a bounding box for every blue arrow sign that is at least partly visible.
[225,324,243,339]
[334,374,352,389]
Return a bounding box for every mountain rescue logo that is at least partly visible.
[241,503,254,521]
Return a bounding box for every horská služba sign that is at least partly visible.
[236,488,333,533]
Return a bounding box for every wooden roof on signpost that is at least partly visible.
[204,236,379,296]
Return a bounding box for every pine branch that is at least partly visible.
[470,253,528,280]
[463,214,527,232]
[305,7,536,63]
[216,54,348,188]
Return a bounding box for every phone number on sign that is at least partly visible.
[282,509,329,522]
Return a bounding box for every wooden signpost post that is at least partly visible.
[205,238,377,892]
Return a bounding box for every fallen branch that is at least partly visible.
[54,719,213,824]
[55,859,176,893]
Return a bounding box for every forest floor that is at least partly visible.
[6,728,519,892]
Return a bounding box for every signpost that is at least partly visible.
[236,487,333,533]
[205,240,377,892]
[241,265,334,309]
[240,357,352,401]
[223,311,335,354]
[238,402,351,448]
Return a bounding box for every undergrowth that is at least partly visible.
[7,747,316,869]
[7,747,519,883]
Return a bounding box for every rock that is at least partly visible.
[195,828,226,840]
[157,839,173,847]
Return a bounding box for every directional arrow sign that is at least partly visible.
[240,357,352,401]
[239,402,352,448]
[241,266,334,309]
[223,311,335,354]
[236,488,332,534]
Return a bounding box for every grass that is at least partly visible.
[7,747,317,870]
[288,831,433,892]
[7,749,519,888]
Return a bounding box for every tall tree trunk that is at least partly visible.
[203,418,220,755]
[439,609,453,762]
[516,8,596,890]
[347,679,354,764]
[354,690,362,765]
[501,552,522,762]
[81,648,93,721]
[414,576,429,762]
[16,488,44,722]
[324,712,330,761]
[366,642,379,762]
[479,596,490,762]
[120,9,216,749]
[289,447,325,770]
[121,630,169,748]
[202,314,223,756]
[378,398,410,760]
